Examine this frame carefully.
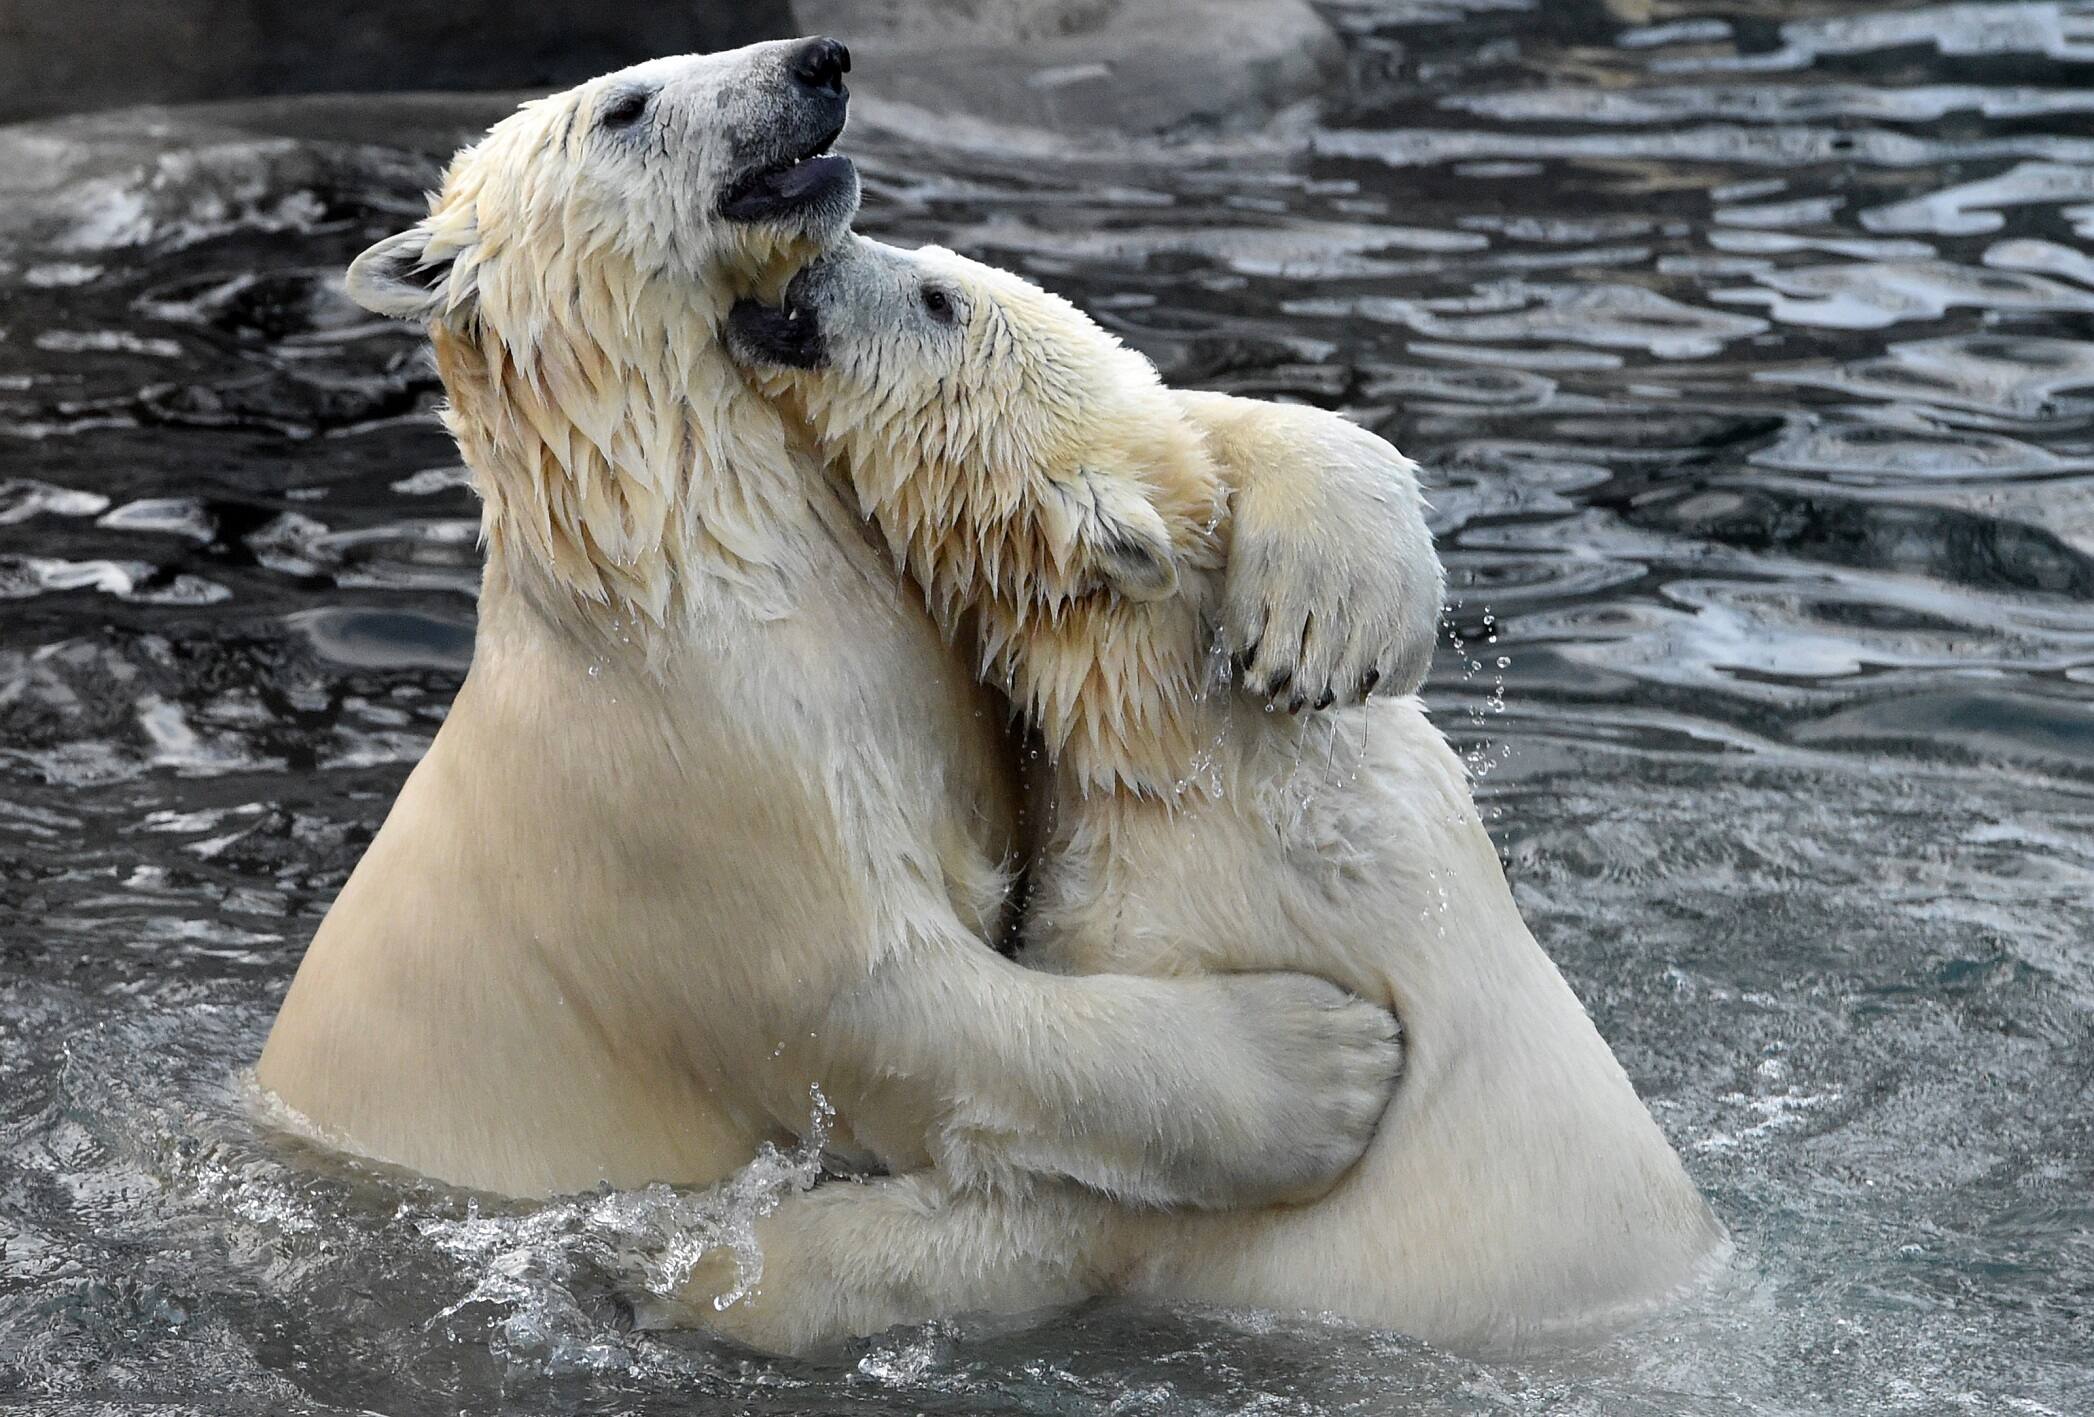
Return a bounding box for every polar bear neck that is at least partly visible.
[432,247,826,649]
[802,417,1233,801]
[981,583,1226,801]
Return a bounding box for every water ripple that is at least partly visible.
[2,3,2091,1414]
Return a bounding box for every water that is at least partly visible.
[3,3,2091,1412]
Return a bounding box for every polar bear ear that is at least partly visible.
[1044,467,1180,603]
[345,224,465,324]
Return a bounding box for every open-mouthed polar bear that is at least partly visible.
[257,42,1430,1227]
[709,235,1729,1354]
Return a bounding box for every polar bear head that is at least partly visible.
[348,40,859,326]
[728,235,1228,790]
[343,41,862,625]
[726,235,1222,617]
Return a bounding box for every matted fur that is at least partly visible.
[758,251,1236,794]
[412,88,828,631]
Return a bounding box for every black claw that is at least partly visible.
[1361,667,1382,694]
[1315,688,1336,710]
[1288,692,1307,714]
[1266,669,1292,698]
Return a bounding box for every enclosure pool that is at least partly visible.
[2,1,2091,1412]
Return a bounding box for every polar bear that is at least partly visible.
[258,44,1427,1219]
[713,235,1729,1352]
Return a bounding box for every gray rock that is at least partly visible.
[0,0,791,125]
[796,0,1342,135]
[0,0,1339,139]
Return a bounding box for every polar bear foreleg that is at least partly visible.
[679,1171,1111,1354]
[819,939,1402,1212]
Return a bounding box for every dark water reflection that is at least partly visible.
[3,3,2091,1413]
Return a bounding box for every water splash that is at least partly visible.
[418,1088,833,1370]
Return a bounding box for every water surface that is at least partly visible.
[2,2,2090,1412]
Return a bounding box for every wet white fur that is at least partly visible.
[259,49,1408,1215]
[709,239,1728,1353]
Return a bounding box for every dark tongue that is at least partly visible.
[773,153,849,201]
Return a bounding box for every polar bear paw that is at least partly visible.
[1201,396,1444,712]
[1224,524,1442,714]
[1190,972,1404,1208]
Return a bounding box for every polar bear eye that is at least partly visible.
[600,89,652,131]
[920,286,957,324]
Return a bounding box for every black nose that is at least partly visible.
[791,37,850,95]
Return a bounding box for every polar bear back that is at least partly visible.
[1053,696,1729,1345]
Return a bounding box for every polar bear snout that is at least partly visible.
[728,296,826,370]
[727,259,840,370]
[716,39,856,229]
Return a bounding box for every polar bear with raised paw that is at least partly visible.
[717,235,1729,1354]
[262,43,1425,1230]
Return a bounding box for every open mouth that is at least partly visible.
[727,302,824,370]
[719,123,854,223]
[727,265,827,369]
